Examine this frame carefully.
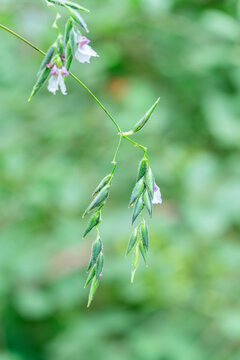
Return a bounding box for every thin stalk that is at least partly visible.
[112,135,122,165]
[121,134,148,156]
[0,24,45,55]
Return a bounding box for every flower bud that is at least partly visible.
[139,241,147,265]
[83,185,110,217]
[129,178,144,207]
[57,35,64,57]
[145,168,155,198]
[143,189,152,217]
[38,45,55,73]
[132,97,160,133]
[136,158,148,182]
[48,0,89,12]
[87,276,99,307]
[88,236,102,271]
[70,28,79,54]
[28,67,51,101]
[132,197,144,224]
[64,18,73,46]
[84,265,95,288]
[131,245,140,283]
[95,254,104,279]
[92,174,111,196]
[83,210,101,238]
[67,7,89,32]
[126,227,138,255]
[141,220,149,251]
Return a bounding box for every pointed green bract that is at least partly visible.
[129,178,144,207]
[95,253,104,279]
[83,185,110,217]
[139,241,147,265]
[132,97,160,133]
[137,158,148,182]
[84,265,95,288]
[70,28,79,54]
[48,0,89,12]
[57,35,64,56]
[64,18,73,46]
[126,227,138,255]
[141,220,149,250]
[132,197,144,224]
[93,174,111,196]
[28,67,51,101]
[67,7,89,32]
[145,168,155,198]
[131,245,140,282]
[143,188,152,217]
[65,45,73,70]
[83,210,101,238]
[87,276,99,307]
[38,45,55,73]
[88,236,102,271]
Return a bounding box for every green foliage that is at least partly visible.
[0,0,240,359]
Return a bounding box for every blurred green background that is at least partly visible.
[1,0,240,359]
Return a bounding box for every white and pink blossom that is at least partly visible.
[47,63,69,95]
[75,36,99,64]
[152,183,162,204]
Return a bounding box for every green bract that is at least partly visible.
[141,220,149,250]
[145,168,155,198]
[47,0,89,12]
[137,158,148,182]
[132,97,160,133]
[28,67,51,101]
[93,174,111,196]
[129,178,145,207]
[132,197,144,224]
[126,228,138,255]
[83,211,101,238]
[83,185,110,216]
[88,236,102,271]
[67,7,89,32]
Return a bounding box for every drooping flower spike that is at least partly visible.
[75,35,99,63]
[1,0,161,306]
[47,63,69,95]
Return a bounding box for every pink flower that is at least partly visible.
[152,183,162,204]
[47,64,69,95]
[99,272,103,277]
[75,36,99,64]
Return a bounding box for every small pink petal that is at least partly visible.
[61,66,69,76]
[79,36,90,47]
[50,63,58,75]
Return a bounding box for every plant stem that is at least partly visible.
[70,73,121,132]
[0,24,45,55]
[121,134,148,156]
[112,135,122,165]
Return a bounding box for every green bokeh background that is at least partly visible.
[1,0,240,359]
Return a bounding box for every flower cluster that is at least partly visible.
[28,0,98,100]
[126,157,162,281]
[18,0,163,307]
[82,172,113,306]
